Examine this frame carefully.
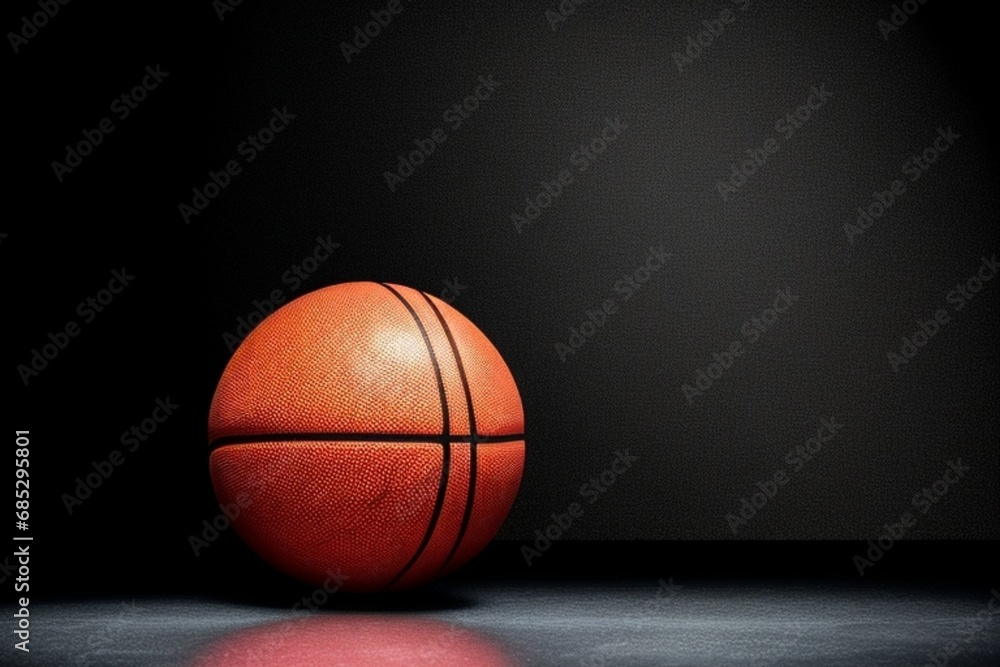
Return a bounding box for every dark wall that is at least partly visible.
[7,0,997,594]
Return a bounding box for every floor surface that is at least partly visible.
[25,580,1000,666]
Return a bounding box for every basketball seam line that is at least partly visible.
[378,283,451,592]
[208,433,523,450]
[421,292,480,574]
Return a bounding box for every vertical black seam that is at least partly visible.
[420,293,479,573]
[378,283,451,591]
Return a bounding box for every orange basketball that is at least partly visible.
[208,282,524,592]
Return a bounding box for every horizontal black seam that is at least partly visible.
[209,432,524,450]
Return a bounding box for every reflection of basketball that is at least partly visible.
[192,615,515,666]
[208,282,524,592]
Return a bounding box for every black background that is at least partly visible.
[6,0,997,597]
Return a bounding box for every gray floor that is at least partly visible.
[25,581,1000,666]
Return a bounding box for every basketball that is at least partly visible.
[207,282,524,592]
